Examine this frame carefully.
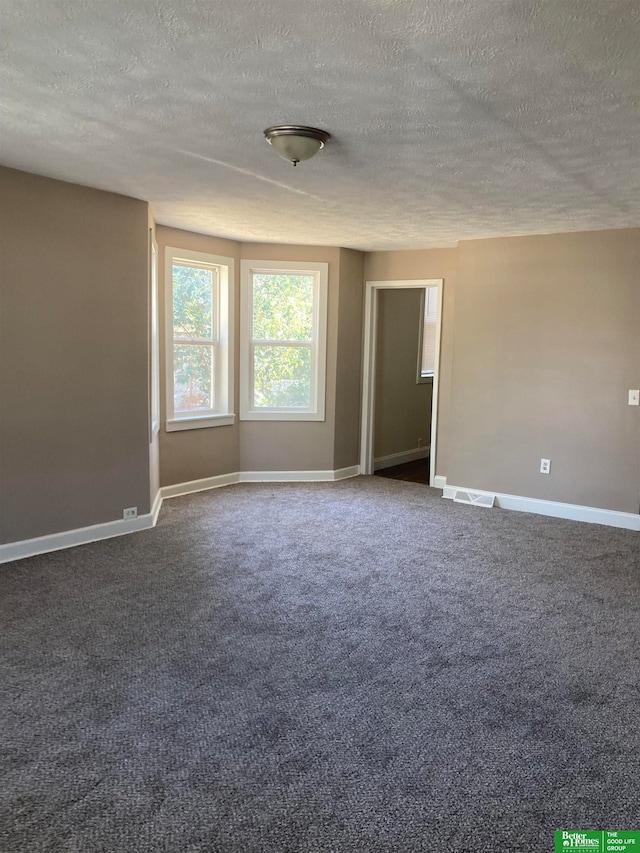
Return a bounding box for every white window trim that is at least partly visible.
[150,234,160,439]
[360,278,443,485]
[165,247,235,432]
[240,260,328,421]
[416,287,436,385]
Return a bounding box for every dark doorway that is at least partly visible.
[375,457,431,485]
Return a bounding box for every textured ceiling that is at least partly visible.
[2,0,640,250]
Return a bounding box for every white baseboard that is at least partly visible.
[442,483,640,531]
[150,489,163,525]
[160,472,240,500]
[239,466,360,483]
[374,447,429,471]
[160,466,361,497]
[1,466,362,565]
[333,465,361,481]
[0,510,157,565]
[2,468,635,565]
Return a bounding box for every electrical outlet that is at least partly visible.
[417,437,423,448]
[629,390,639,406]
[123,507,138,520]
[540,458,551,474]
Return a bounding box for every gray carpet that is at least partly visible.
[1,477,639,852]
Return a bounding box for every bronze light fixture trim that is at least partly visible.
[263,125,331,166]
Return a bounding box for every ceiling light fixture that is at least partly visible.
[263,125,331,166]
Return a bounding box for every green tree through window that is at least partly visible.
[173,264,215,412]
[251,274,314,408]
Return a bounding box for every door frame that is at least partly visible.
[360,278,444,484]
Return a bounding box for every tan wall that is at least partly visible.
[157,232,345,481]
[334,248,365,470]
[155,226,241,486]
[374,289,432,460]
[364,248,458,477]
[5,167,634,545]
[0,168,150,543]
[239,243,341,472]
[446,229,640,512]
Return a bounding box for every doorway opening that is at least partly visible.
[360,278,443,486]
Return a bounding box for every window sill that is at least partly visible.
[166,414,236,432]
[240,410,325,422]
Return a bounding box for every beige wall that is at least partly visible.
[365,235,639,513]
[334,248,365,470]
[374,289,432,460]
[3,166,636,548]
[364,248,458,477]
[447,229,640,512]
[0,168,150,543]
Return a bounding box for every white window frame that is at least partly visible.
[416,285,439,384]
[150,233,160,440]
[165,247,235,432]
[240,260,328,421]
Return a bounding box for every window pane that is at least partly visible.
[253,345,311,408]
[173,264,214,339]
[421,286,438,376]
[174,345,213,412]
[252,273,314,341]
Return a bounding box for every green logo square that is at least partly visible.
[555,831,603,851]
[602,832,640,851]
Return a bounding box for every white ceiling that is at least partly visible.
[2,0,639,250]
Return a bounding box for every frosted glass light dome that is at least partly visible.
[264,126,331,166]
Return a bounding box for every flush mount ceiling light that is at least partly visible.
[263,125,331,166]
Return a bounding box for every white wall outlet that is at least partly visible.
[629,390,639,406]
[123,507,138,520]
[540,458,551,474]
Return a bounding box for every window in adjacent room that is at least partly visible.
[165,247,234,431]
[240,260,328,421]
[417,285,439,383]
